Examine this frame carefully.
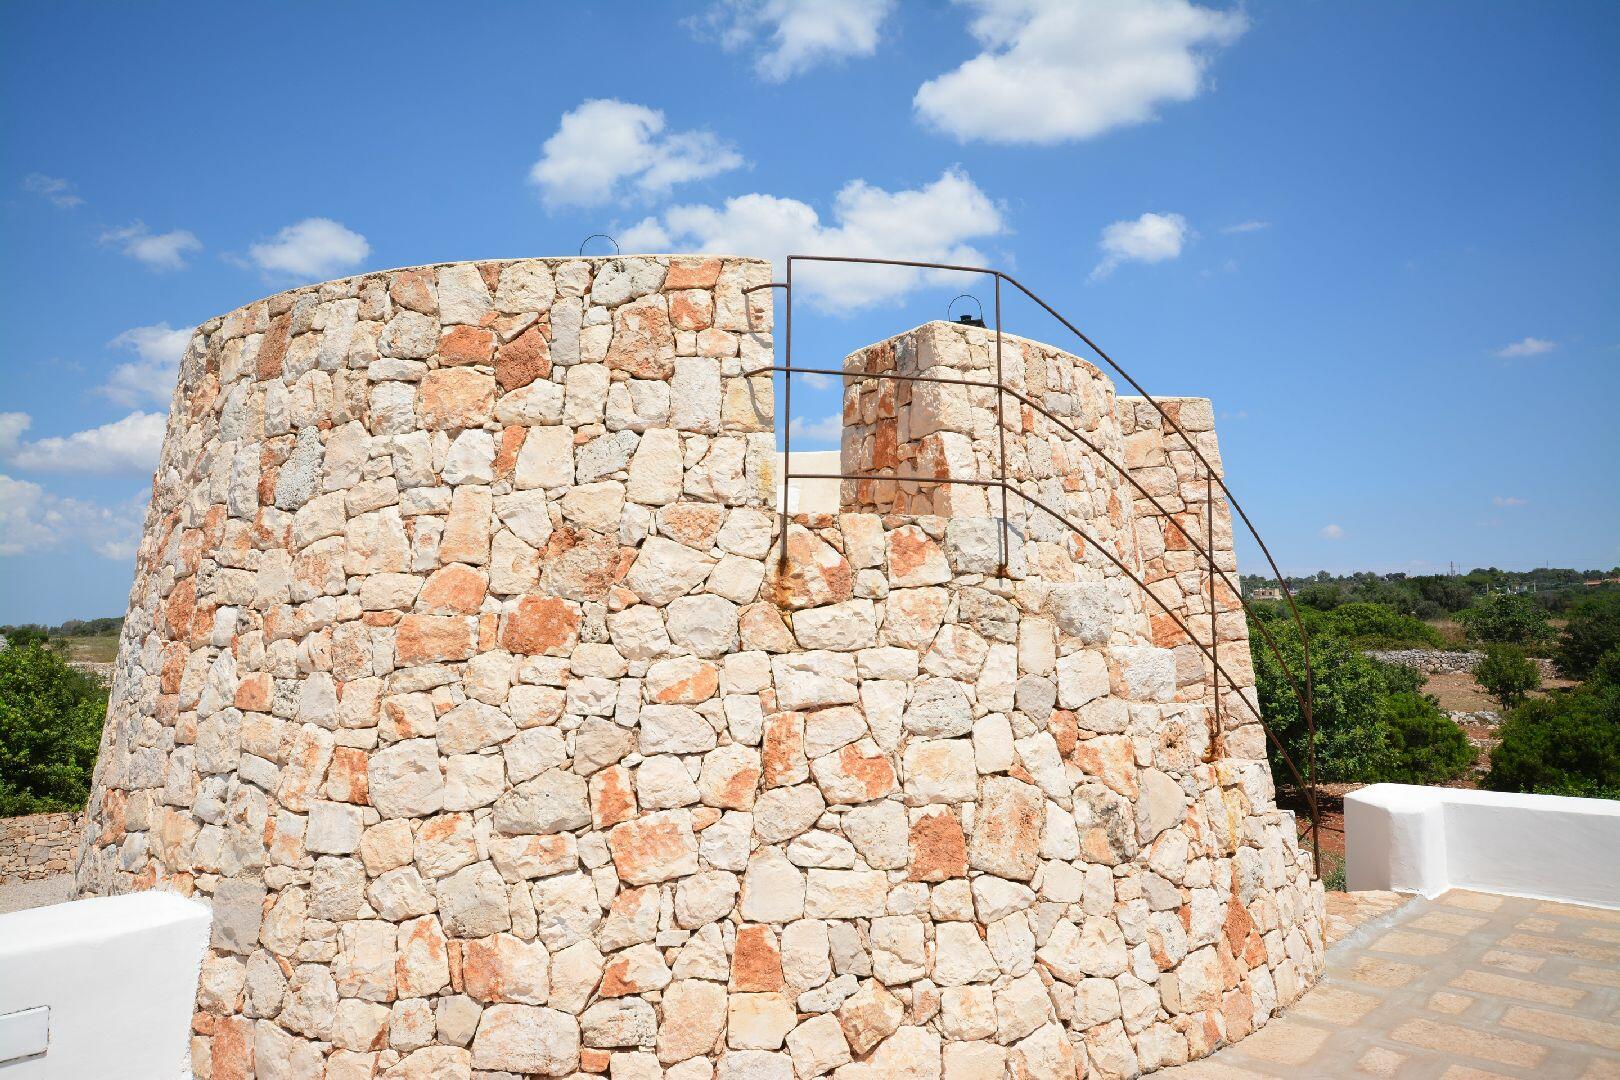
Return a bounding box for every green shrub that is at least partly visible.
[1485,686,1620,800]
[1457,593,1553,647]
[1316,602,1445,649]
[1251,620,1395,786]
[0,643,108,815]
[1381,693,1475,784]
[1296,583,1343,612]
[1474,645,1541,711]
[1556,593,1620,680]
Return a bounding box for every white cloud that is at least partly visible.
[0,473,145,559]
[0,412,28,458]
[530,99,744,208]
[248,217,370,280]
[3,411,167,474]
[700,0,894,81]
[621,167,1005,310]
[100,220,202,270]
[23,173,82,209]
[800,372,837,390]
[100,323,192,408]
[915,0,1247,144]
[1319,524,1344,540]
[1495,337,1556,358]
[1089,211,1189,281]
[1492,496,1528,508]
[789,413,844,446]
[1220,220,1268,234]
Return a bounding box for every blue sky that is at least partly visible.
[2,1,1617,623]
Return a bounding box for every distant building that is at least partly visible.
[1249,586,1283,601]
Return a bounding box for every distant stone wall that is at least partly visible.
[1366,649,1560,680]
[0,811,82,882]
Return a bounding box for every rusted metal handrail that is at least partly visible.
[745,255,1322,876]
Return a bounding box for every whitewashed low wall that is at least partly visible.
[0,892,210,1078]
[1346,783,1620,909]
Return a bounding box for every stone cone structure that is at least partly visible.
[74,255,1325,1080]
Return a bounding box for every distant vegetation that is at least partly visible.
[1487,650,1620,800]
[1244,572,1620,802]
[0,641,107,814]
[1244,565,1620,622]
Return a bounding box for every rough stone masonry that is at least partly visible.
[73,255,1325,1079]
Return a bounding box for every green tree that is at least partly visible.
[1457,593,1553,647]
[1296,583,1342,612]
[1250,619,1396,786]
[1474,645,1541,712]
[0,643,108,815]
[1381,693,1475,784]
[1556,593,1620,680]
[0,625,50,649]
[1486,686,1620,800]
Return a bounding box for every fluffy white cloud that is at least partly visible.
[1495,337,1556,358]
[1089,211,1189,281]
[621,167,1005,310]
[100,220,202,270]
[1319,524,1345,540]
[915,0,1246,144]
[3,411,167,474]
[800,372,836,390]
[23,173,83,209]
[0,473,145,559]
[530,99,744,209]
[788,413,844,446]
[700,0,894,81]
[100,323,192,408]
[248,217,371,279]
[1492,496,1528,508]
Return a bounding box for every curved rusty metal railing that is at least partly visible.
[740,255,1322,876]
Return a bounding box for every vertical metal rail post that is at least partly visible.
[994,276,1009,575]
[778,259,794,567]
[1208,471,1220,754]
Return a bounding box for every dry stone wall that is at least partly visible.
[75,256,1324,1080]
[0,811,83,882]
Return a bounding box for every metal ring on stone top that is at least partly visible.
[578,233,620,256]
[947,293,984,326]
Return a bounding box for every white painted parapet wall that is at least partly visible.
[1346,784,1620,909]
[0,892,210,1078]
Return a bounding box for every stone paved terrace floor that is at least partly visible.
[1164,889,1620,1079]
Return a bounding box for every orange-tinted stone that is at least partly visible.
[390,269,436,315]
[256,314,290,380]
[439,325,494,366]
[494,426,526,480]
[500,596,581,655]
[234,672,273,712]
[166,577,197,641]
[591,765,637,829]
[495,324,550,391]
[732,925,785,992]
[395,615,476,664]
[664,258,722,290]
[419,368,495,430]
[327,746,370,805]
[418,563,488,615]
[761,713,806,788]
[909,810,968,882]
